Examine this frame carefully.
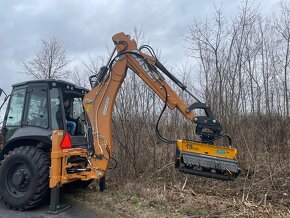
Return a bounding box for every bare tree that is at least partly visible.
[22,35,70,80]
[274,1,290,117]
[69,65,91,88]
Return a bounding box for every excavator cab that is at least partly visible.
[0,79,93,211]
[0,79,89,158]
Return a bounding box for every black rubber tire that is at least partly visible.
[0,146,50,210]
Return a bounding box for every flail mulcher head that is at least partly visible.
[175,102,240,181]
[175,140,239,181]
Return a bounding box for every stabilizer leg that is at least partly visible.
[48,184,71,214]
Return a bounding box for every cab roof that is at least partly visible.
[12,79,89,94]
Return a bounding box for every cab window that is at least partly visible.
[26,87,48,128]
[5,88,25,126]
[72,97,86,135]
[72,98,84,119]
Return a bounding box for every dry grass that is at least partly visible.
[66,175,290,218]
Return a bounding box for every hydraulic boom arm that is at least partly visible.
[83,33,194,174]
[82,32,239,180]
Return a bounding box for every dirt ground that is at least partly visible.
[67,174,290,218]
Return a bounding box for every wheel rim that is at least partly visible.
[5,163,32,197]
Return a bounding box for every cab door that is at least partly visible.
[24,86,49,128]
[2,88,26,144]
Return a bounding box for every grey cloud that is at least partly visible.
[0,0,279,92]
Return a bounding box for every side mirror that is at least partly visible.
[0,89,9,111]
[0,89,7,98]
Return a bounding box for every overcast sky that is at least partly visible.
[0,0,281,102]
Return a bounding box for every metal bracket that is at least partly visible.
[186,102,222,142]
[185,102,214,118]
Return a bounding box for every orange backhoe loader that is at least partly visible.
[0,32,239,212]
